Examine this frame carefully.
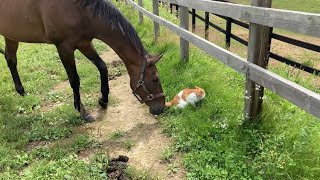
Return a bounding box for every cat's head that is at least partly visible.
[195,86,206,98]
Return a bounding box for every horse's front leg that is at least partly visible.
[56,43,95,122]
[77,42,109,109]
[4,38,25,96]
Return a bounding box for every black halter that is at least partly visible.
[132,59,165,104]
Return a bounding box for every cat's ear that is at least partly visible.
[146,53,164,65]
[195,86,200,89]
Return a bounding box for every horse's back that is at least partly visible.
[0,0,90,44]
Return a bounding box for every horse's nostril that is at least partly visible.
[154,111,161,115]
[150,107,164,115]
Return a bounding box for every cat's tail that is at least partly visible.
[165,101,172,107]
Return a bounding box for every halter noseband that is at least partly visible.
[132,58,165,104]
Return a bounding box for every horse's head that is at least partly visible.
[132,53,165,115]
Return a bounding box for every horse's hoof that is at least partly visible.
[99,98,108,109]
[16,87,25,96]
[83,114,95,123]
[18,91,25,96]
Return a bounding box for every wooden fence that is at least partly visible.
[168,1,320,76]
[126,0,320,122]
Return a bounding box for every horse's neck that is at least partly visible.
[96,24,143,86]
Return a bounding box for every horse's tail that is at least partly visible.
[165,101,172,107]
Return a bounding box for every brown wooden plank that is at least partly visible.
[180,6,189,62]
[244,0,272,122]
[226,18,232,48]
[152,0,160,42]
[205,12,209,40]
[168,0,320,38]
[138,0,144,24]
[192,9,196,32]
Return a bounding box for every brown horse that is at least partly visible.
[0,0,165,122]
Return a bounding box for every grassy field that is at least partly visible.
[0,36,114,178]
[116,0,320,179]
[0,0,320,179]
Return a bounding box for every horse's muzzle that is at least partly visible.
[149,106,164,115]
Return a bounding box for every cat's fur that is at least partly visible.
[166,86,205,109]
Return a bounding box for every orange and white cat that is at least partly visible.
[166,86,206,109]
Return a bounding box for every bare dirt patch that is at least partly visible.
[101,52,125,81]
[108,72,122,81]
[40,80,71,113]
[109,60,124,68]
[26,141,51,151]
[77,50,186,179]
[52,80,70,92]
[101,50,121,64]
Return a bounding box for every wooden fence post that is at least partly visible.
[205,12,209,40]
[165,0,169,11]
[152,0,160,42]
[180,6,189,62]
[267,27,274,64]
[226,17,232,48]
[138,0,144,24]
[244,0,272,123]
[192,9,196,32]
[175,4,179,17]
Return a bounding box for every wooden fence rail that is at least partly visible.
[169,0,320,38]
[164,3,320,76]
[202,7,320,77]
[127,0,320,121]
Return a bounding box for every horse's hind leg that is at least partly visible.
[77,42,109,109]
[4,38,25,96]
[56,43,94,123]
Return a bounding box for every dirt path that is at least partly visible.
[76,50,185,179]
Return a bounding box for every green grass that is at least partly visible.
[124,139,135,151]
[116,1,320,179]
[0,0,319,179]
[110,130,125,139]
[0,34,109,178]
[125,166,162,180]
[160,147,174,163]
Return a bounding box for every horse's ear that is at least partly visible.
[155,53,164,63]
[147,53,164,65]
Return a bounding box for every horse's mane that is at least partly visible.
[75,0,147,55]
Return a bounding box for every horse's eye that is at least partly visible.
[153,76,159,82]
